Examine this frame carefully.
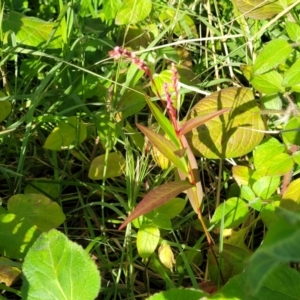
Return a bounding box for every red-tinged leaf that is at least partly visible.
[119,181,193,230]
[145,97,180,148]
[179,108,230,136]
[137,123,188,175]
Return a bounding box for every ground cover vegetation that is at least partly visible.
[1,0,300,299]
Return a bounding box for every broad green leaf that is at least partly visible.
[282,58,300,87]
[136,124,188,174]
[253,137,293,176]
[24,179,60,199]
[21,229,101,300]
[147,288,207,300]
[253,39,292,75]
[116,88,146,120]
[179,108,230,136]
[147,213,172,230]
[208,244,251,284]
[159,9,198,38]
[102,0,122,20]
[245,209,300,294]
[0,91,11,121]
[251,71,284,94]
[44,116,87,151]
[260,93,283,111]
[119,181,193,230]
[232,165,252,186]
[145,97,180,148]
[8,194,65,232]
[240,185,256,202]
[233,0,283,20]
[292,151,300,165]
[151,70,176,102]
[3,11,62,48]
[281,178,300,211]
[210,197,248,228]
[286,21,300,42]
[0,257,21,286]
[184,87,264,159]
[252,176,280,199]
[213,264,300,299]
[137,225,160,258]
[0,213,41,259]
[261,200,280,228]
[115,0,152,25]
[282,117,300,146]
[88,152,125,180]
[156,198,187,219]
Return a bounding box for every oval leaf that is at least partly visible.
[44,116,87,151]
[21,229,101,300]
[8,194,65,232]
[88,152,126,180]
[282,58,300,87]
[210,197,249,229]
[184,87,264,158]
[251,71,284,94]
[119,181,193,230]
[137,225,160,258]
[115,0,152,25]
[253,39,292,75]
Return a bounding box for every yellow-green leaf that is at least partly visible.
[184,87,264,159]
[88,152,125,180]
[137,225,160,258]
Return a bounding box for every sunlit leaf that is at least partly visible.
[44,116,87,151]
[119,181,193,230]
[8,194,65,232]
[282,58,300,87]
[136,124,188,174]
[233,0,283,20]
[3,11,62,48]
[179,108,230,136]
[286,21,300,43]
[251,71,284,94]
[232,165,253,186]
[210,197,249,228]
[253,39,292,75]
[184,87,264,158]
[88,152,126,180]
[252,176,280,199]
[115,0,152,25]
[137,225,160,258]
[21,230,101,300]
[281,178,300,212]
[0,91,11,122]
[158,243,175,271]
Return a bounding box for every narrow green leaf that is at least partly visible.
[179,108,230,136]
[145,97,180,148]
[253,39,292,75]
[251,71,284,94]
[136,124,188,174]
[119,181,193,230]
[21,229,101,300]
[137,225,160,258]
